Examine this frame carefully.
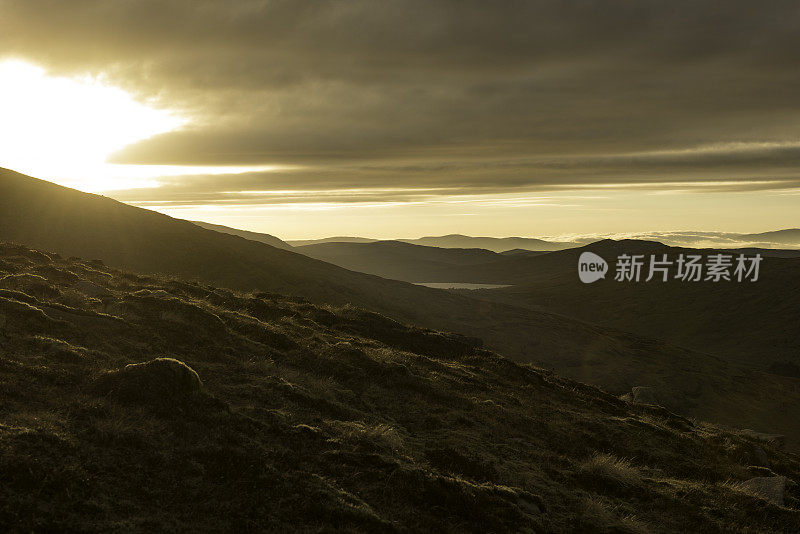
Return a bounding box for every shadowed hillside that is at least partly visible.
[1,242,799,531]
[466,240,800,369]
[288,236,379,246]
[296,240,508,283]
[297,237,800,287]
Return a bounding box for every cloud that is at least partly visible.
[4,0,800,203]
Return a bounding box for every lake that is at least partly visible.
[414,282,511,290]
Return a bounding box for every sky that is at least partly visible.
[1,0,799,239]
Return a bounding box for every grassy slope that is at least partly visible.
[1,242,799,532]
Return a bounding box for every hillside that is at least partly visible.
[191,221,293,250]
[295,241,507,283]
[292,241,571,285]
[1,242,799,531]
[467,240,800,369]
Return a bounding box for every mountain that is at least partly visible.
[289,234,575,252]
[191,220,293,250]
[295,240,508,283]
[1,242,798,531]
[287,236,379,246]
[0,167,626,369]
[466,239,800,369]
[740,229,800,246]
[501,248,549,257]
[565,230,800,250]
[401,234,574,252]
[0,167,677,370]
[295,241,564,284]
[286,229,800,253]
[4,168,800,453]
[298,238,800,286]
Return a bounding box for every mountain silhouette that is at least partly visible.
[191,220,293,249]
[288,234,574,252]
[402,234,574,252]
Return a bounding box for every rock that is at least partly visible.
[133,289,171,298]
[751,445,771,467]
[103,300,131,318]
[621,386,661,406]
[739,476,787,506]
[517,497,541,515]
[92,357,202,405]
[741,429,786,448]
[75,280,112,298]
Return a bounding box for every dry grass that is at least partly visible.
[579,453,643,488]
[328,421,406,452]
[582,495,651,534]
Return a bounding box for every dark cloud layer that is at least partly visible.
[3,0,800,198]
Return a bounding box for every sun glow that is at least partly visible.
[0,60,283,191]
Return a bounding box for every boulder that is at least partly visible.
[740,476,787,506]
[620,386,661,406]
[92,357,202,405]
[740,429,786,448]
[751,445,771,468]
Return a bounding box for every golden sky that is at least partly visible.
[1,1,798,239]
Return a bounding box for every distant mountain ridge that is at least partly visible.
[287,234,576,252]
[285,230,800,252]
[741,228,800,245]
[402,234,575,252]
[287,236,379,246]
